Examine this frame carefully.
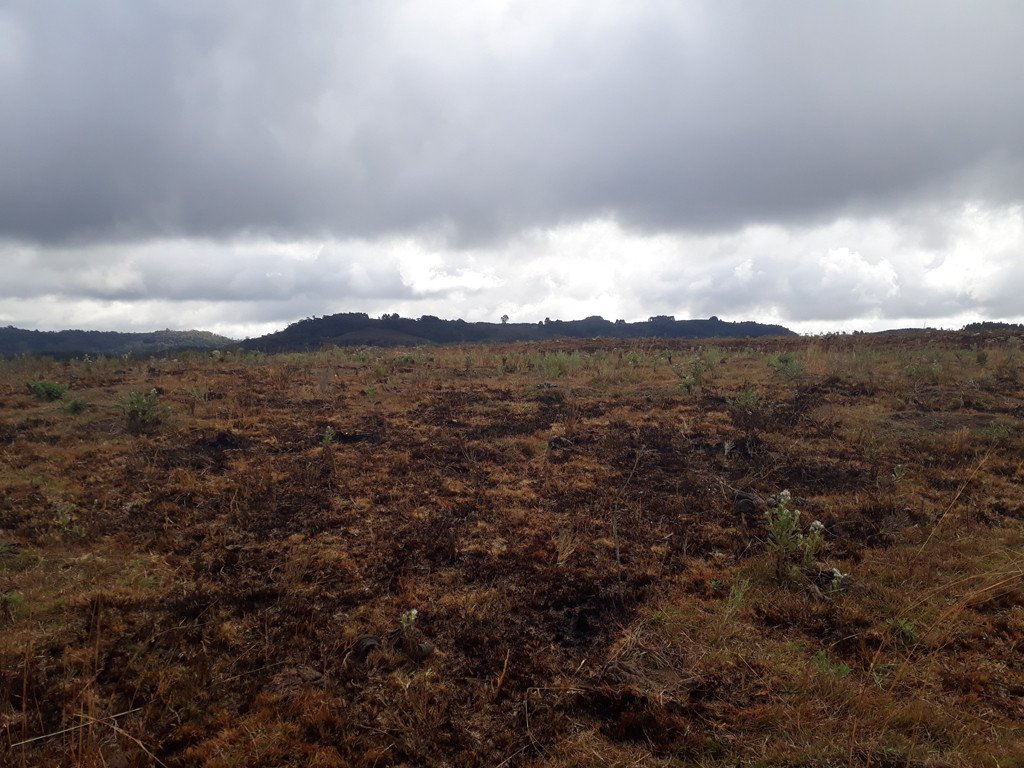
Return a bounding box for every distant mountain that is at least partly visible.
[0,327,234,358]
[239,313,795,352]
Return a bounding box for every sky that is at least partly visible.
[2,1,1023,339]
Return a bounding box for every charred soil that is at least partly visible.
[2,333,1024,766]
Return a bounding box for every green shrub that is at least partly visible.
[727,381,774,432]
[117,389,165,434]
[26,380,68,401]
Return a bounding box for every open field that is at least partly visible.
[2,331,1024,767]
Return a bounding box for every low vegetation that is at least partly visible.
[1,330,1023,766]
[25,380,68,402]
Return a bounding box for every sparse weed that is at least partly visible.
[62,396,89,415]
[813,650,851,678]
[186,385,210,402]
[536,350,582,378]
[982,422,1011,443]
[54,506,85,538]
[623,350,645,368]
[672,355,703,392]
[0,591,24,623]
[714,577,751,644]
[724,578,750,621]
[770,351,805,380]
[185,385,211,415]
[886,617,919,646]
[701,346,726,378]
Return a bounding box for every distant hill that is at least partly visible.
[0,327,234,358]
[238,313,795,352]
[0,313,795,358]
[962,321,1024,332]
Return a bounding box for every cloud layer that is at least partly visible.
[2,2,1023,335]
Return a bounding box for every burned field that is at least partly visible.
[2,332,1024,766]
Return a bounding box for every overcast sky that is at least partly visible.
[2,1,1023,338]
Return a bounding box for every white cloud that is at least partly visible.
[8,202,1023,336]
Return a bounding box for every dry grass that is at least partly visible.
[2,331,1024,766]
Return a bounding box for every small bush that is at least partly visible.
[26,380,68,401]
[727,381,774,432]
[117,389,166,434]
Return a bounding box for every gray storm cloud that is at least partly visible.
[2,1,1023,336]
[1,1,1022,246]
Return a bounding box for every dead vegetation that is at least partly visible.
[2,331,1024,766]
